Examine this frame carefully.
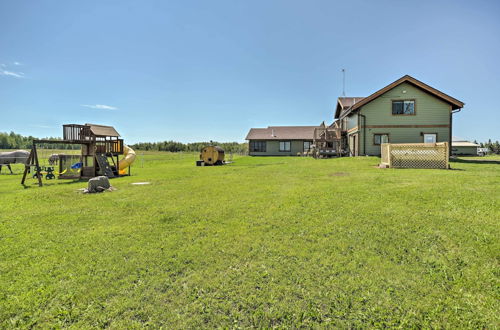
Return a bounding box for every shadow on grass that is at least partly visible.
[21,174,130,189]
[22,179,83,189]
[450,158,500,165]
[234,162,287,167]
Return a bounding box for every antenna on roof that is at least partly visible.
[342,68,346,96]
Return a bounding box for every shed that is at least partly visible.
[451,137,479,156]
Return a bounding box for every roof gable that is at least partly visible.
[335,75,464,119]
[335,97,365,118]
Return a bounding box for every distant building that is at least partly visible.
[451,137,480,156]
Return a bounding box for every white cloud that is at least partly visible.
[0,69,24,78]
[81,104,118,110]
[0,62,25,78]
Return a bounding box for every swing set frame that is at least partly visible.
[21,139,85,187]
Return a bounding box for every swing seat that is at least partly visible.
[45,167,56,180]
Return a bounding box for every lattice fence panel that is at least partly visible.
[380,142,449,169]
[388,143,449,169]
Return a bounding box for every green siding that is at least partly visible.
[362,127,450,155]
[249,140,310,156]
[347,115,358,130]
[452,146,478,156]
[355,82,451,156]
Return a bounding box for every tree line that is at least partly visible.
[0,132,79,150]
[476,140,500,154]
[130,141,248,154]
[0,131,247,153]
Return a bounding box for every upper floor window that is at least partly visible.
[250,140,266,152]
[279,141,291,152]
[392,100,415,115]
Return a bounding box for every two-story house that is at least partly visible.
[335,75,464,156]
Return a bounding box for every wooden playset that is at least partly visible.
[21,123,127,187]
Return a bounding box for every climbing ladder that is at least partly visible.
[95,154,116,178]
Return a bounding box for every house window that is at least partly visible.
[279,141,291,152]
[423,133,437,143]
[303,141,312,151]
[392,100,415,115]
[250,141,266,152]
[374,134,389,145]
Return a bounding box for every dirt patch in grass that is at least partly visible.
[329,172,350,177]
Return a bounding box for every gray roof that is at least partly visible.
[452,136,479,146]
[338,97,365,108]
[336,97,365,118]
[452,141,480,147]
[246,126,319,140]
[85,123,120,137]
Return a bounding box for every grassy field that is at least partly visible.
[0,153,499,328]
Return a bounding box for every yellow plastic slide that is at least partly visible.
[118,145,136,174]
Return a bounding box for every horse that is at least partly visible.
[48,153,65,165]
[0,150,30,174]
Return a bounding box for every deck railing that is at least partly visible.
[95,139,124,154]
[63,124,93,142]
[313,127,341,142]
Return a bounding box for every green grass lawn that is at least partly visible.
[1,153,499,328]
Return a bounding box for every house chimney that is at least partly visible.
[271,128,275,137]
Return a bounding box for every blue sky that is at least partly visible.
[1,0,499,143]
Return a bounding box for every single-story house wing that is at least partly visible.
[246,126,319,156]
